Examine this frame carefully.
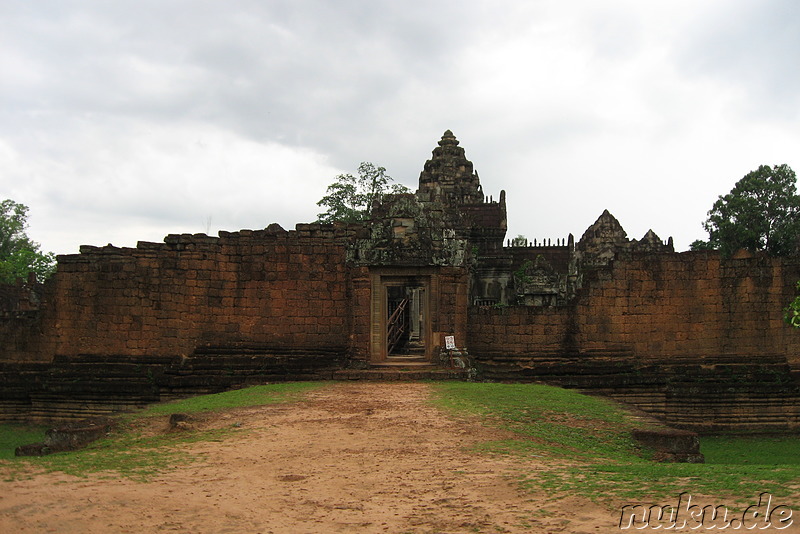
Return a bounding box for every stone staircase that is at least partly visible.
[333,351,470,381]
[328,336,472,380]
[389,339,425,356]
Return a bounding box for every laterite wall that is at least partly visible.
[467,251,800,431]
[469,252,800,362]
[574,251,800,362]
[17,224,360,362]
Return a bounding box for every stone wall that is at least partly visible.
[470,251,800,362]
[436,266,471,350]
[0,224,370,421]
[0,312,54,363]
[574,251,799,362]
[8,224,360,363]
[468,306,572,355]
[0,350,349,423]
[0,276,56,362]
[468,251,800,432]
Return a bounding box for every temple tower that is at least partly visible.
[417,130,484,205]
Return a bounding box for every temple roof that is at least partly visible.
[417,130,483,205]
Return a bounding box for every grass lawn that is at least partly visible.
[133,381,323,417]
[0,425,48,460]
[430,382,800,505]
[0,381,325,481]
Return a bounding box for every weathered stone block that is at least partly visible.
[15,418,113,457]
[631,429,704,463]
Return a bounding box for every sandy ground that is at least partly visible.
[0,382,796,533]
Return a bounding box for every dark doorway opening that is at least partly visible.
[386,285,426,357]
[369,269,434,363]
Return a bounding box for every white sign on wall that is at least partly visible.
[444,335,456,350]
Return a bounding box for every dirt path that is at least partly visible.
[0,382,611,533]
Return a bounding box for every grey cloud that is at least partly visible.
[677,0,800,119]
[3,1,800,256]
[3,1,475,139]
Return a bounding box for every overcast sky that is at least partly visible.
[2,0,799,255]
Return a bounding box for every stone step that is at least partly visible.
[388,348,426,356]
[379,357,430,365]
[374,363,437,369]
[332,368,470,381]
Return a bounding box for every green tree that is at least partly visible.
[0,199,56,283]
[316,162,410,223]
[692,164,800,256]
[510,234,527,246]
[688,239,716,251]
[786,281,800,328]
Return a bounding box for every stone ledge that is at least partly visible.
[632,428,704,463]
[15,417,113,457]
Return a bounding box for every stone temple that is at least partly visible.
[1,131,799,432]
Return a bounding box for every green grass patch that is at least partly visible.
[8,426,239,482]
[431,382,800,504]
[0,424,48,460]
[431,382,645,461]
[527,461,799,504]
[702,435,800,465]
[1,381,326,481]
[135,381,324,417]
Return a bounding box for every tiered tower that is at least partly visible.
[417,130,484,205]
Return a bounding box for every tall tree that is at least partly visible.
[0,199,56,283]
[692,164,800,256]
[786,282,800,328]
[316,162,410,223]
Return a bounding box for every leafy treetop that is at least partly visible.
[316,162,410,223]
[786,281,800,329]
[510,234,527,247]
[691,164,800,257]
[0,199,56,284]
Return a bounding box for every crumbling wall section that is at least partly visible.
[15,224,359,362]
[0,276,57,362]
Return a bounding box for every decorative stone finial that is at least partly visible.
[439,130,459,147]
